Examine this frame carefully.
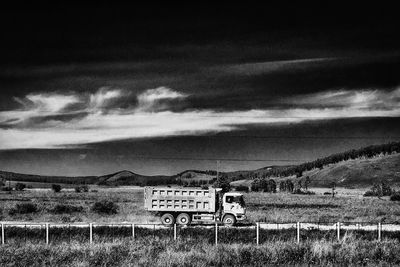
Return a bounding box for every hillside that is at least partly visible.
[304,153,400,187]
[1,142,400,188]
[0,170,97,185]
[176,170,216,182]
[97,170,173,186]
[0,169,173,186]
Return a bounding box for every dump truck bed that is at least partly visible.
[144,187,217,213]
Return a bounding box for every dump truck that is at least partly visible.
[144,187,246,226]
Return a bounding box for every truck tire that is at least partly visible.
[161,213,175,226]
[223,214,236,226]
[176,213,191,225]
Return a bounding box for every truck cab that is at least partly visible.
[220,192,246,225]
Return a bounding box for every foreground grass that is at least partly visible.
[1,236,400,266]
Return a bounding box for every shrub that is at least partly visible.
[1,187,12,191]
[52,184,62,193]
[213,174,230,193]
[51,204,84,214]
[235,185,249,192]
[75,185,89,193]
[201,185,209,190]
[9,203,38,215]
[251,178,277,192]
[363,182,393,197]
[91,200,119,214]
[15,183,26,191]
[390,192,400,201]
[363,190,375,197]
[292,189,315,195]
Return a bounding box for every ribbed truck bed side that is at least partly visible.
[144,187,216,213]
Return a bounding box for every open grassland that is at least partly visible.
[246,190,400,223]
[2,235,400,266]
[2,186,400,223]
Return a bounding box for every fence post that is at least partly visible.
[174,224,177,241]
[337,222,340,241]
[46,223,49,245]
[256,222,259,245]
[378,222,381,241]
[297,222,300,243]
[89,223,93,244]
[215,223,218,246]
[132,223,135,239]
[1,223,4,245]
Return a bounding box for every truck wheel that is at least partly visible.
[161,213,175,226]
[176,213,191,225]
[223,214,236,226]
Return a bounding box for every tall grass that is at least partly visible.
[3,225,400,245]
[1,236,400,266]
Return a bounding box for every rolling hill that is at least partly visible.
[304,153,400,187]
[1,142,400,188]
[0,169,174,187]
[96,170,173,186]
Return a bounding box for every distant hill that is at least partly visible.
[1,142,400,188]
[97,170,173,186]
[0,170,97,185]
[304,153,400,187]
[176,170,216,181]
[0,169,174,186]
[230,153,400,188]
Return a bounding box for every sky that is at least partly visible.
[0,3,400,176]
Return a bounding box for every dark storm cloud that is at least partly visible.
[0,3,400,175]
[2,52,399,113]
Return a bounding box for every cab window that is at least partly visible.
[226,195,245,206]
[226,196,234,203]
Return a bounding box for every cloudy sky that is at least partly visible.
[0,3,400,176]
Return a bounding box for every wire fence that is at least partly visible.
[2,221,400,245]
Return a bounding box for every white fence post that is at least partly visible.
[45,223,49,245]
[378,222,381,241]
[337,222,340,241]
[1,223,4,245]
[297,222,300,243]
[256,222,260,245]
[215,223,218,246]
[89,223,93,244]
[174,224,177,241]
[132,223,135,239]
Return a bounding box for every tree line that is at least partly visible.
[277,142,400,177]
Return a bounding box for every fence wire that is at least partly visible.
[1,222,399,245]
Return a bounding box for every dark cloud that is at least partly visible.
[0,3,399,175]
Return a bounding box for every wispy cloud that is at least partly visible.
[0,87,399,149]
[216,57,337,76]
[136,86,187,111]
[89,87,125,110]
[1,93,81,126]
[282,88,400,110]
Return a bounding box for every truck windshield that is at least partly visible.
[236,196,245,207]
[226,195,246,207]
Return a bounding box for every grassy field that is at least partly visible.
[2,186,400,266]
[1,186,400,223]
[2,235,400,266]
